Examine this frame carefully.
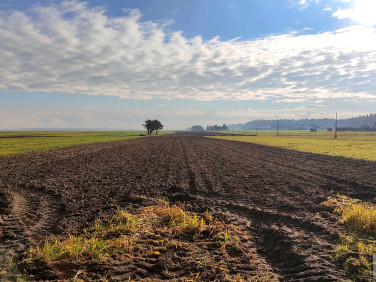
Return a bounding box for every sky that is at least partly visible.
[0,0,376,129]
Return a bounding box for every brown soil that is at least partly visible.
[1,134,376,280]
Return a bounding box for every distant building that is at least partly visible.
[206,124,229,131]
[253,125,272,130]
[297,125,311,130]
[191,125,205,131]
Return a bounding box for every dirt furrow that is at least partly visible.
[205,137,376,199]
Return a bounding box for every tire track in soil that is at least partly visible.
[169,136,352,280]
[0,185,64,280]
[8,184,66,243]
[171,192,340,280]
[0,188,16,281]
[201,196,342,280]
[0,135,375,280]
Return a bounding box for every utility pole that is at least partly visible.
[277,119,279,136]
[232,124,234,135]
[334,112,338,139]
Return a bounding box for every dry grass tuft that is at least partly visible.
[27,201,247,275]
[139,203,209,235]
[322,194,376,235]
[25,200,273,280]
[24,198,277,280]
[321,194,376,280]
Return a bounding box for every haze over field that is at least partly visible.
[1,0,375,129]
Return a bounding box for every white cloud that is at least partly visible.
[293,0,321,9]
[332,9,354,19]
[332,0,376,26]
[0,1,376,102]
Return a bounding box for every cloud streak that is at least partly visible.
[0,1,376,102]
[293,0,321,9]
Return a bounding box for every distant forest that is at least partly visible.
[239,113,376,130]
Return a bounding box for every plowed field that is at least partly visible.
[1,133,376,280]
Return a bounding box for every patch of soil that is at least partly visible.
[1,134,376,280]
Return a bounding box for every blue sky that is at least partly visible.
[1,0,375,129]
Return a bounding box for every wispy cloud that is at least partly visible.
[293,0,321,9]
[0,1,375,102]
[215,104,327,120]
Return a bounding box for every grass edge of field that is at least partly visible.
[0,131,175,157]
[208,133,376,161]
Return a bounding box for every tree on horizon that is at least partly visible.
[143,119,164,135]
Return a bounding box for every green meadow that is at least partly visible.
[211,130,376,161]
[0,131,171,157]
